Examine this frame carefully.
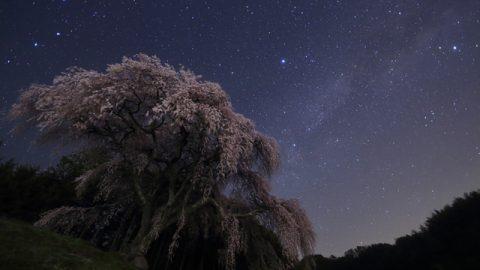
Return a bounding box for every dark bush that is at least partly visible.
[0,144,106,222]
[0,160,75,222]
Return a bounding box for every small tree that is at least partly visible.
[10,54,314,269]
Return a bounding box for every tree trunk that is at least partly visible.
[131,174,152,270]
[131,202,152,269]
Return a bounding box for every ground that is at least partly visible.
[0,218,134,270]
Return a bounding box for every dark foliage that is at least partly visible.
[0,161,75,222]
[0,144,105,222]
[295,190,480,270]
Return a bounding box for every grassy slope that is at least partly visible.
[0,219,135,270]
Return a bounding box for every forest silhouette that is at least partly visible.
[295,190,480,270]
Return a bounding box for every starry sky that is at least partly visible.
[1,0,480,256]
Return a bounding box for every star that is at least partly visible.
[280,58,286,64]
[33,42,39,47]
[453,45,458,51]
[56,32,61,36]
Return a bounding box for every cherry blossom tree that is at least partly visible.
[10,54,314,269]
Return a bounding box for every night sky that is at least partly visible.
[1,0,480,256]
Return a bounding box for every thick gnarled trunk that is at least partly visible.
[130,173,153,269]
[128,202,151,269]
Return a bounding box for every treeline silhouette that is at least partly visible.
[0,145,99,222]
[295,190,480,270]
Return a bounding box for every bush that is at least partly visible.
[0,160,76,222]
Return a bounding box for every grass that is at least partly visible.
[0,218,135,270]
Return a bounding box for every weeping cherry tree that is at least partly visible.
[10,54,315,269]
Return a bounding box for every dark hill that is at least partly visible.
[295,190,480,270]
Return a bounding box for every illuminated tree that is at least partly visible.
[10,54,314,269]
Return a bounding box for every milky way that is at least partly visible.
[1,0,480,255]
